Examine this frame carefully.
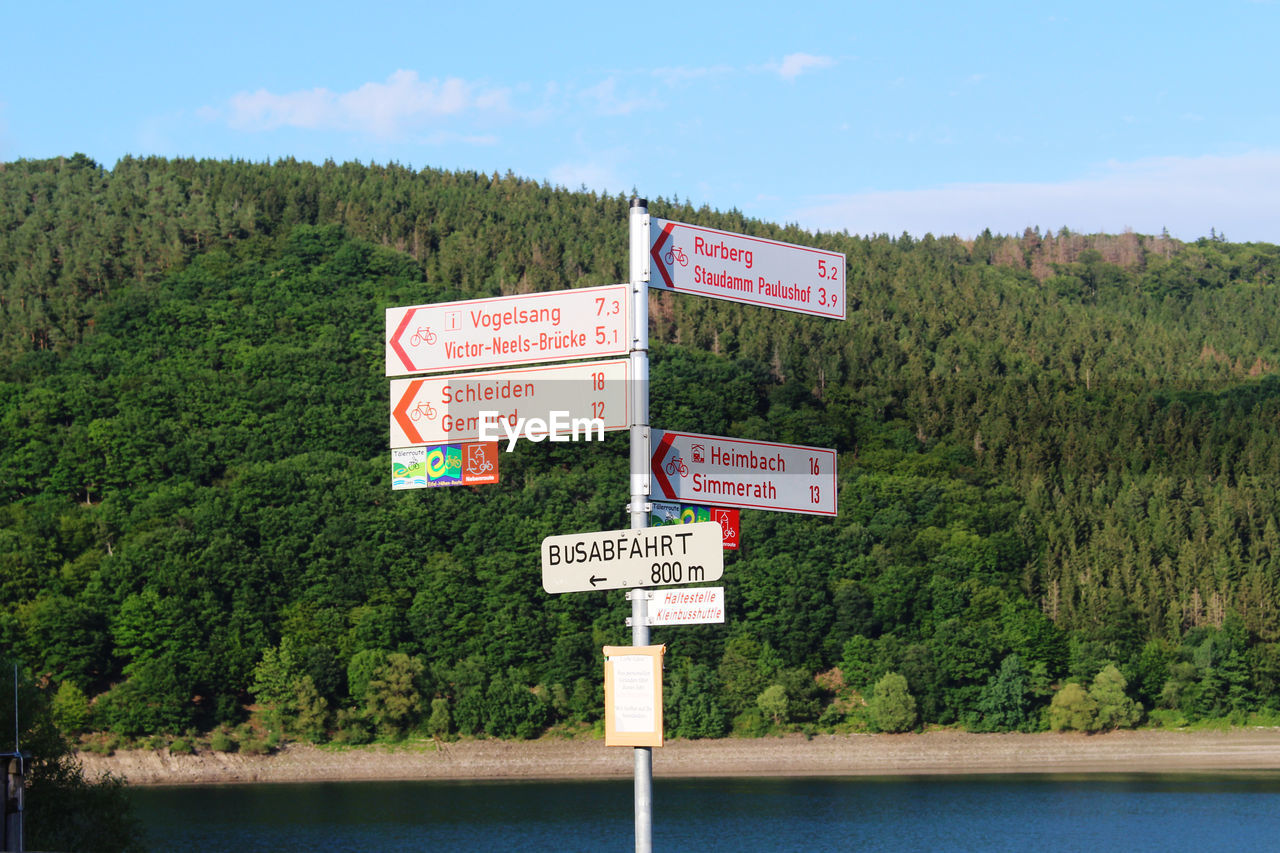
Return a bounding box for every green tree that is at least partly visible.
[250,639,302,734]
[666,661,728,739]
[290,675,330,741]
[976,654,1037,731]
[49,681,91,735]
[1088,664,1143,730]
[756,684,789,726]
[717,632,780,717]
[869,672,917,733]
[839,634,878,690]
[427,697,452,739]
[365,652,424,737]
[1048,683,1099,732]
[346,648,389,707]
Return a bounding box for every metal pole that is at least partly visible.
[627,197,652,853]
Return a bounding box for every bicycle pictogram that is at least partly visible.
[466,445,493,476]
[409,401,437,422]
[663,245,689,267]
[411,327,438,346]
[664,455,689,477]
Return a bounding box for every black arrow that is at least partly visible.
[589,575,607,587]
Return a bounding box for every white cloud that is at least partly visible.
[219,70,510,139]
[580,77,658,116]
[651,64,735,86]
[422,131,499,147]
[548,148,628,195]
[775,53,835,82]
[791,152,1280,243]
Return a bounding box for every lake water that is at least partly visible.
[129,773,1280,852]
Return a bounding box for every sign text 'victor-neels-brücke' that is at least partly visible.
[386,284,630,376]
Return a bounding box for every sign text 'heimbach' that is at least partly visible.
[478,410,605,452]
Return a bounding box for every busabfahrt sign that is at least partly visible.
[541,522,725,594]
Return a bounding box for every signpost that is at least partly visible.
[648,217,846,319]
[540,521,724,594]
[386,284,630,376]
[650,429,838,516]
[389,359,629,447]
[384,199,847,853]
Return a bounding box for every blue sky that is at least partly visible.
[4,1,1279,242]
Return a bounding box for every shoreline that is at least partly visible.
[77,729,1280,787]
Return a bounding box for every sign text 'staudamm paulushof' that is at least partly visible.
[648,218,846,319]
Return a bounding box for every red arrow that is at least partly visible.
[650,430,677,499]
[649,222,677,289]
[388,307,419,373]
[393,379,426,445]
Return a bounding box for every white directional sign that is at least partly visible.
[390,359,629,448]
[650,429,838,516]
[649,217,846,319]
[645,587,725,626]
[541,521,725,594]
[386,284,630,376]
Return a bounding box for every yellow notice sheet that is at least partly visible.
[603,645,665,747]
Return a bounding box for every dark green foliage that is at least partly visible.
[365,653,424,737]
[3,156,1280,742]
[666,660,728,739]
[976,654,1037,732]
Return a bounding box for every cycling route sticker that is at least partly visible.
[650,501,740,551]
[392,442,499,490]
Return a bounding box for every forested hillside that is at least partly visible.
[3,154,1280,744]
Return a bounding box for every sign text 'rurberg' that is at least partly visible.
[390,359,628,448]
[650,429,838,516]
[649,218,846,319]
[541,522,724,594]
[386,284,630,376]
